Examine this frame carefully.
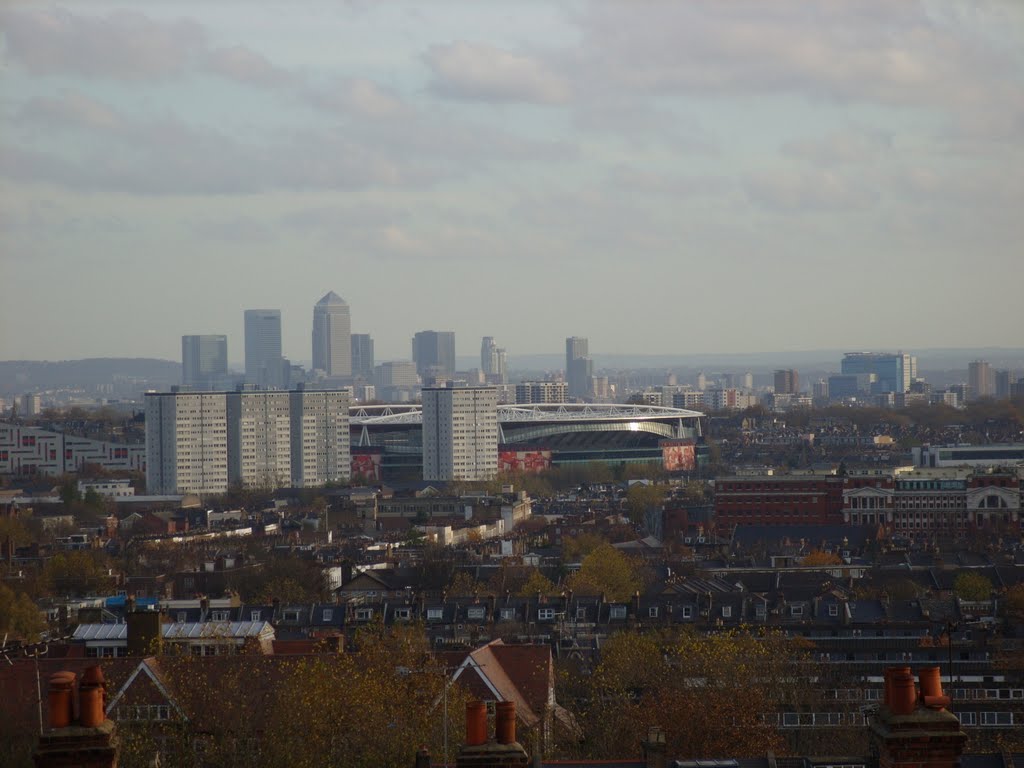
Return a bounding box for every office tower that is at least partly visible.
[244,309,284,389]
[773,369,799,395]
[515,381,567,404]
[481,337,509,385]
[565,336,592,400]
[181,335,228,389]
[695,371,707,391]
[995,370,1012,399]
[145,392,229,495]
[968,360,994,400]
[373,361,419,389]
[289,389,351,487]
[312,292,352,378]
[412,331,456,378]
[351,334,375,378]
[226,391,292,489]
[422,386,498,482]
[840,352,916,394]
[743,371,753,390]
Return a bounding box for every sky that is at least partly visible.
[1,1,1023,365]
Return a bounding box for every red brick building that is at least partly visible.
[714,473,844,529]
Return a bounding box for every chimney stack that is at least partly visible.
[871,666,965,768]
[457,700,528,768]
[34,666,119,768]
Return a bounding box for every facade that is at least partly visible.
[913,443,1024,468]
[0,422,146,476]
[773,369,800,395]
[373,361,418,388]
[714,473,845,528]
[840,352,916,394]
[20,393,42,416]
[145,392,229,496]
[422,387,499,482]
[480,336,508,384]
[181,335,228,389]
[289,389,351,488]
[968,360,994,400]
[412,330,456,379]
[515,381,567,404]
[243,309,284,389]
[226,391,292,489]
[311,292,352,378]
[351,333,374,379]
[565,336,592,400]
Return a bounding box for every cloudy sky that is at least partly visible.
[1,1,1022,365]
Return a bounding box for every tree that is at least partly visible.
[566,544,643,602]
[1005,584,1024,625]
[40,550,114,597]
[516,569,560,598]
[625,483,665,526]
[562,532,607,562]
[954,571,993,602]
[0,582,45,641]
[801,549,842,566]
[447,570,482,596]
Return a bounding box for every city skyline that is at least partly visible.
[2,2,1023,361]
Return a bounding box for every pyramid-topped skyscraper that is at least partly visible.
[312,291,351,378]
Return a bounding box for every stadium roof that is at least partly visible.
[350,402,703,426]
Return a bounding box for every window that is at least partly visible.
[322,609,333,622]
[538,608,556,621]
[355,608,373,621]
[682,606,693,618]
[828,604,839,617]
[610,605,627,619]
[722,606,732,618]
[467,607,485,620]
[501,608,517,621]
[250,610,261,621]
[177,612,187,623]
[576,607,587,620]
[980,712,1013,726]
[283,610,301,622]
[755,603,766,618]
[427,608,443,620]
[791,605,804,617]
[648,606,659,618]
[394,608,411,621]
[211,611,229,621]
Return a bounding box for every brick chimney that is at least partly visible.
[641,726,667,768]
[34,665,119,768]
[870,666,965,768]
[456,700,529,768]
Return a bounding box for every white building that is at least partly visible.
[227,391,292,489]
[77,479,136,498]
[289,389,351,488]
[146,392,230,496]
[515,381,567,404]
[312,292,352,378]
[422,386,498,482]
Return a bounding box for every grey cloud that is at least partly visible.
[781,129,894,167]
[425,41,570,104]
[744,168,881,213]
[0,6,291,88]
[306,78,411,119]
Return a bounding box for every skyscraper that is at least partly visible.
[968,360,994,400]
[181,335,228,389]
[840,352,916,394]
[422,386,498,482]
[351,334,374,378]
[480,336,508,384]
[412,331,456,379]
[244,309,284,389]
[565,336,592,400]
[773,369,799,395]
[311,292,352,378]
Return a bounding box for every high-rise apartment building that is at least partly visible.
[289,389,351,488]
[840,352,916,394]
[351,334,374,379]
[226,391,292,489]
[145,389,350,494]
[146,392,229,495]
[968,360,994,400]
[412,331,456,379]
[773,369,800,395]
[311,292,351,378]
[995,370,1013,399]
[422,386,498,482]
[565,337,592,400]
[244,309,284,389]
[181,335,228,389]
[515,381,567,404]
[480,337,508,385]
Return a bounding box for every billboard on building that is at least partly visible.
[351,450,383,482]
[498,449,552,474]
[661,440,696,472]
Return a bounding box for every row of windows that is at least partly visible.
[116,705,171,721]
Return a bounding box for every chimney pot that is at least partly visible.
[890,667,916,715]
[465,701,487,746]
[495,700,516,744]
[47,672,76,729]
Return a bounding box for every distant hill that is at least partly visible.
[0,358,181,396]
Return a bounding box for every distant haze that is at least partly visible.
[2,2,1023,361]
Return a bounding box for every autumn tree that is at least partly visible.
[625,483,666,526]
[562,531,607,562]
[0,582,45,641]
[801,549,842,566]
[566,544,643,602]
[954,571,993,601]
[516,569,560,598]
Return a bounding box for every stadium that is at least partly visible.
[349,403,706,481]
